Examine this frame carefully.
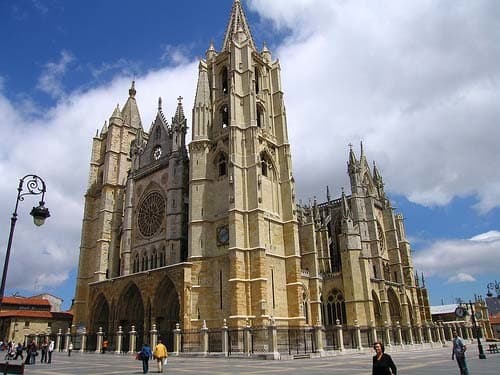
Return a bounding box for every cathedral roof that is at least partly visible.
[121,81,143,129]
[222,0,256,52]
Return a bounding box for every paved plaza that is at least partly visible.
[6,345,499,374]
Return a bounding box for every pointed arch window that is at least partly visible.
[256,105,263,128]
[218,153,227,177]
[152,250,158,269]
[260,152,270,177]
[222,67,229,95]
[221,105,229,128]
[255,68,260,94]
[159,247,165,267]
[133,254,139,273]
[322,288,347,325]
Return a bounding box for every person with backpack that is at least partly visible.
[452,330,469,375]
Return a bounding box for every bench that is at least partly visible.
[487,344,499,354]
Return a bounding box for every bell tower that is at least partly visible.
[188,0,303,327]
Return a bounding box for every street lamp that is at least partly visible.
[0,174,50,307]
[486,280,499,298]
[468,300,486,360]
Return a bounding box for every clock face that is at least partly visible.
[455,306,466,318]
[217,226,229,245]
[153,146,162,160]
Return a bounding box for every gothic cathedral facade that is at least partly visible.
[73,0,431,346]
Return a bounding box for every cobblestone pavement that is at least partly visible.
[6,345,499,374]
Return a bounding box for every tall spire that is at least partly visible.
[121,81,142,129]
[222,0,256,52]
[341,188,351,220]
[173,96,186,125]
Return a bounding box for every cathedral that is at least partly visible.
[73,0,431,351]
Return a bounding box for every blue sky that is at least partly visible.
[0,0,499,311]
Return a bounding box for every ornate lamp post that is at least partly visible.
[469,301,486,359]
[486,280,499,298]
[0,175,50,307]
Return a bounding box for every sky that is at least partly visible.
[0,0,499,311]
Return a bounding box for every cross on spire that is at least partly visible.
[177,96,183,104]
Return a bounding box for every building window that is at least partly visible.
[255,68,260,94]
[256,106,262,128]
[25,321,30,327]
[222,67,229,95]
[261,153,269,177]
[221,105,229,128]
[218,154,227,176]
[322,288,346,326]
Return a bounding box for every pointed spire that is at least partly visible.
[326,185,331,203]
[129,80,136,98]
[100,120,108,136]
[348,143,358,167]
[158,97,162,111]
[421,272,426,288]
[112,104,122,118]
[341,187,351,219]
[360,140,364,158]
[206,39,217,60]
[261,41,272,62]
[373,161,381,181]
[415,271,420,287]
[121,82,142,129]
[194,61,211,107]
[222,0,256,51]
[172,96,186,125]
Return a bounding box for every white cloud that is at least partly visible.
[413,230,500,280]
[0,61,197,293]
[447,273,476,284]
[160,44,192,66]
[36,50,75,99]
[248,0,500,212]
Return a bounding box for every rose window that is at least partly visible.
[138,192,165,237]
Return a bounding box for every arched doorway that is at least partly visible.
[153,276,179,350]
[91,294,110,333]
[117,283,145,351]
[372,291,384,327]
[387,288,401,323]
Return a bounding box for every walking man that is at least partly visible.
[48,340,54,363]
[452,329,469,375]
[153,339,168,373]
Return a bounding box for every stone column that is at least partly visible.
[417,324,423,344]
[370,321,378,344]
[439,323,445,344]
[221,319,229,357]
[201,320,209,356]
[354,320,362,350]
[426,323,432,343]
[80,327,87,353]
[95,326,104,353]
[115,326,123,354]
[384,321,392,347]
[150,324,158,349]
[447,324,453,341]
[268,317,279,359]
[314,320,324,353]
[173,323,181,355]
[243,319,252,356]
[396,322,403,347]
[24,334,29,347]
[467,326,473,341]
[56,329,62,352]
[128,326,137,354]
[407,323,414,345]
[336,320,344,351]
[64,327,71,352]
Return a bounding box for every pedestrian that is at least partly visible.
[14,343,23,361]
[138,343,152,374]
[40,339,48,363]
[48,340,54,363]
[153,339,168,373]
[452,330,469,375]
[102,339,108,354]
[372,341,397,375]
[28,341,37,365]
[68,341,73,357]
